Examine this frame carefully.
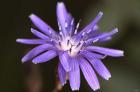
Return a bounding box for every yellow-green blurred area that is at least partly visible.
[0,0,140,92]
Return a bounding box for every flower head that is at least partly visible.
[16,2,124,91]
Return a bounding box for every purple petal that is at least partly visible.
[86,46,124,57]
[99,37,112,42]
[29,14,57,36]
[98,28,118,42]
[59,52,71,72]
[58,63,66,86]
[86,25,99,39]
[31,28,50,40]
[16,39,46,45]
[79,12,103,35]
[73,12,103,42]
[80,50,104,59]
[22,44,53,62]
[89,58,111,80]
[32,50,57,64]
[69,57,80,91]
[86,28,118,44]
[57,2,72,36]
[79,57,100,91]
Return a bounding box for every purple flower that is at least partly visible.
[16,2,124,91]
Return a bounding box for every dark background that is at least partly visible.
[0,0,140,92]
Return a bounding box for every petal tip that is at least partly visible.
[57,2,64,6]
[117,50,124,56]
[114,28,119,32]
[31,28,35,32]
[29,14,37,21]
[106,75,111,80]
[57,2,66,12]
[21,58,26,63]
[99,11,103,16]
[21,60,26,63]
[121,51,124,56]
[93,87,100,91]
[71,88,79,91]
[29,13,35,18]
[21,56,29,63]
[16,39,21,43]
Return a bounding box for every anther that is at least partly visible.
[58,22,62,31]
[59,32,62,35]
[82,32,85,36]
[59,26,62,31]
[93,39,99,43]
[49,30,52,35]
[74,20,81,34]
[71,19,74,26]
[87,29,92,34]
[65,22,68,28]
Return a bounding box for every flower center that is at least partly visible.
[57,36,83,57]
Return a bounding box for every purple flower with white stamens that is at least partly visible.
[16,2,124,91]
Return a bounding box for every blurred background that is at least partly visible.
[0,0,140,92]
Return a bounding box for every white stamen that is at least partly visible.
[82,32,85,36]
[65,22,68,28]
[74,29,78,34]
[93,39,99,43]
[58,21,62,31]
[59,31,63,35]
[59,26,62,31]
[76,22,80,29]
[102,55,107,59]
[87,29,92,34]
[49,30,52,35]
[71,19,74,25]
[74,20,81,34]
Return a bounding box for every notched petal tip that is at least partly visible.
[93,86,100,91]
[21,58,26,63]
[30,28,36,33]
[106,75,111,80]
[29,13,36,19]
[31,27,34,31]
[99,11,103,16]
[16,39,25,43]
[120,50,124,56]
[71,88,79,91]
[114,50,124,57]
[114,28,118,32]
[16,39,19,42]
[57,2,65,7]
[16,39,20,42]
[57,2,66,11]
[21,60,26,64]
[113,28,119,34]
